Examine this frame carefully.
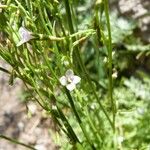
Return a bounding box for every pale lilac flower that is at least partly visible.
[59,69,81,91]
[17,27,33,46]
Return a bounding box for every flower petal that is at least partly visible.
[19,27,31,38]
[66,83,76,91]
[18,27,33,46]
[72,75,81,84]
[65,69,74,78]
[59,76,67,86]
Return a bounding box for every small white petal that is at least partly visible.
[19,27,30,33]
[72,75,81,84]
[66,83,76,91]
[65,69,74,78]
[17,27,33,46]
[19,27,31,37]
[59,76,67,86]
[112,72,118,78]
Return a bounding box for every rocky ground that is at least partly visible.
[0,60,57,150]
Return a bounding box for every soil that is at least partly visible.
[0,60,57,150]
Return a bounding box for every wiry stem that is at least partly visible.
[64,0,113,130]
[0,135,36,150]
[103,0,116,132]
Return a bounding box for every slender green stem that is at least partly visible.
[85,107,102,144]
[0,67,11,74]
[36,43,80,143]
[64,0,113,129]
[65,89,81,123]
[94,5,103,80]
[65,88,96,150]
[103,0,116,131]
[36,0,51,34]
[24,82,49,111]
[57,106,80,143]
[64,0,74,33]
[0,135,36,150]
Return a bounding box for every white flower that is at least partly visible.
[117,136,124,143]
[112,72,118,79]
[59,69,81,91]
[17,27,33,47]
